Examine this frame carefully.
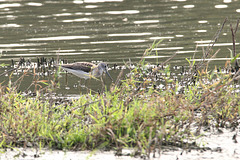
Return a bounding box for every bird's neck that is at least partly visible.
[92,67,103,77]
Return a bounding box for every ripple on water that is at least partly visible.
[0,43,46,47]
[133,20,160,24]
[0,23,21,28]
[215,4,228,8]
[85,5,98,8]
[0,3,21,9]
[149,36,174,40]
[26,2,43,6]
[107,33,152,37]
[105,10,139,14]
[86,39,146,44]
[62,18,94,23]
[153,47,184,51]
[197,43,240,47]
[198,20,208,24]
[24,36,90,41]
[83,0,123,3]
[183,5,195,9]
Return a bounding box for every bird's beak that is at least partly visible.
[105,70,113,82]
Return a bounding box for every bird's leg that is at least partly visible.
[65,71,68,86]
[86,79,90,93]
[101,76,105,93]
[78,79,81,93]
[79,79,88,93]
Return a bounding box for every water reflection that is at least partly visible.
[215,5,228,9]
[0,23,21,28]
[26,2,43,6]
[25,36,90,41]
[0,43,45,47]
[175,35,184,38]
[53,13,73,17]
[62,18,94,22]
[198,20,208,24]
[176,50,197,54]
[197,43,240,47]
[0,3,21,9]
[85,5,98,8]
[108,33,152,37]
[223,0,232,3]
[195,40,212,44]
[183,5,195,9]
[83,0,123,3]
[133,20,160,24]
[88,39,146,44]
[154,47,184,51]
[195,30,207,33]
[149,36,174,40]
[192,58,240,62]
[106,10,139,14]
[0,0,239,94]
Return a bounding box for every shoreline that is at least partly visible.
[1,128,239,160]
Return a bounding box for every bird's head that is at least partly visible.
[98,63,113,82]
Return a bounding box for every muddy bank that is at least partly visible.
[1,128,239,160]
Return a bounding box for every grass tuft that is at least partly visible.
[1,36,240,158]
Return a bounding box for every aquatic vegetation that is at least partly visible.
[0,55,239,158]
[0,20,240,158]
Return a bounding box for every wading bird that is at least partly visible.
[61,62,113,81]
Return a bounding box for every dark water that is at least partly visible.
[0,0,239,94]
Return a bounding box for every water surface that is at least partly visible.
[0,0,239,94]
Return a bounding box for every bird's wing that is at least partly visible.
[61,62,95,73]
